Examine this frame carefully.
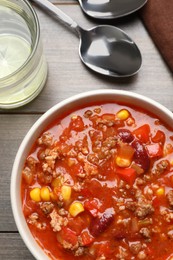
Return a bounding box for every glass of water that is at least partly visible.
[0,0,47,109]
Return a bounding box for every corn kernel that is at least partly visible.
[30,187,41,202]
[50,192,57,201]
[40,186,50,201]
[69,202,84,217]
[116,156,131,167]
[116,109,130,120]
[51,177,63,188]
[61,185,72,201]
[156,187,165,196]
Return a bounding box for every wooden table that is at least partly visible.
[0,1,172,259]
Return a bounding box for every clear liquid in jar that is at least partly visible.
[0,3,47,108]
[0,5,32,79]
[0,34,31,79]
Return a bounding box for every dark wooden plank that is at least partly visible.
[0,233,35,259]
[0,115,40,231]
[0,4,172,114]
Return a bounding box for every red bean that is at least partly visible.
[132,140,150,172]
[118,129,134,143]
[90,208,114,237]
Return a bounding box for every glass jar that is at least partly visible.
[0,0,47,109]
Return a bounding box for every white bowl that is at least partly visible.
[11,89,173,260]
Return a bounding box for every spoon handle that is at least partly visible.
[31,0,79,34]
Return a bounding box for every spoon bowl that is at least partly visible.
[31,0,142,77]
[78,0,148,19]
[79,25,141,77]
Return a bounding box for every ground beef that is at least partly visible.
[167,190,173,207]
[135,196,154,219]
[84,162,98,176]
[140,227,151,239]
[96,118,116,127]
[116,246,128,259]
[53,166,68,178]
[58,208,68,216]
[61,240,81,255]
[102,136,117,148]
[26,156,38,170]
[73,182,83,192]
[129,242,142,255]
[74,246,85,256]
[28,212,38,223]
[165,212,173,222]
[22,166,33,185]
[153,160,169,175]
[97,146,111,160]
[50,209,68,232]
[137,251,147,259]
[126,195,154,219]
[38,132,53,147]
[125,201,136,212]
[62,240,78,251]
[42,162,53,174]
[87,154,99,165]
[135,178,145,186]
[135,203,154,219]
[167,230,173,239]
[27,213,46,230]
[37,171,53,184]
[84,110,93,118]
[40,202,54,215]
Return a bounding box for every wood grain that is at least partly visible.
[1,4,172,114]
[0,233,35,259]
[0,115,40,231]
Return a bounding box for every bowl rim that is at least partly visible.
[10,89,173,260]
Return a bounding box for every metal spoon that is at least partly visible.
[31,0,142,77]
[78,0,148,19]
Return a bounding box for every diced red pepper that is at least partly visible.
[152,192,166,208]
[146,143,163,158]
[97,241,113,257]
[67,215,88,235]
[61,227,78,246]
[152,196,160,208]
[152,130,165,144]
[133,124,150,143]
[84,199,99,217]
[81,230,94,246]
[80,188,92,198]
[116,167,136,185]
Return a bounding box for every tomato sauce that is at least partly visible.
[22,103,173,260]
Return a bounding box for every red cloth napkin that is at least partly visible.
[140,0,173,72]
